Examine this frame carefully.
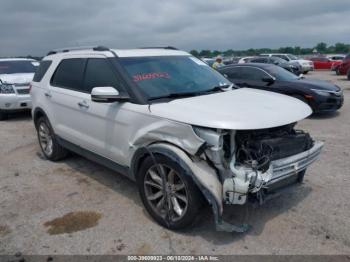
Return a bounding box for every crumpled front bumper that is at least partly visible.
[266,140,324,187]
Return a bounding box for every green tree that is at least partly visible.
[334,43,349,53]
[315,42,327,53]
[190,50,199,57]
[199,50,212,57]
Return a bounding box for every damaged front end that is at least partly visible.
[193,123,323,232]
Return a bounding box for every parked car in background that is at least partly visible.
[260,53,314,74]
[327,54,345,61]
[336,54,350,79]
[309,56,343,70]
[219,63,344,113]
[0,58,39,120]
[248,56,302,75]
[31,46,323,232]
[238,57,254,63]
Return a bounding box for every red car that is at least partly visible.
[337,54,350,79]
[310,56,343,70]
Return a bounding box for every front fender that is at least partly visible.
[131,143,223,215]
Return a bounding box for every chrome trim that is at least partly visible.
[267,141,324,185]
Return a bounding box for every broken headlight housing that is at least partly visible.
[0,83,15,94]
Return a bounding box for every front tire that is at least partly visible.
[297,170,306,183]
[137,155,202,230]
[36,117,68,161]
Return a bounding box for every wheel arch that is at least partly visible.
[130,142,223,216]
[33,107,48,129]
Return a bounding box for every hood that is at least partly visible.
[0,73,34,85]
[286,78,340,92]
[149,88,312,130]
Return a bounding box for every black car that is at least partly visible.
[219,63,344,113]
[248,56,302,75]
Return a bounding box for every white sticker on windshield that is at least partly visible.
[31,62,40,66]
[189,57,209,66]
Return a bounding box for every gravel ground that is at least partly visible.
[0,71,349,255]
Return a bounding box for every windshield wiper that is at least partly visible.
[148,84,235,102]
[148,91,201,101]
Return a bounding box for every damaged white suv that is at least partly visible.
[31,46,323,232]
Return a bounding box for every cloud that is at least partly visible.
[0,0,349,56]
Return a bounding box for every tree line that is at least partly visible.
[190,42,350,58]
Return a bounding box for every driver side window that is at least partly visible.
[83,58,121,93]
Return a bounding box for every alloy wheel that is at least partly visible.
[38,121,53,156]
[144,164,188,222]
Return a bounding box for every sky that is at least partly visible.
[0,0,349,56]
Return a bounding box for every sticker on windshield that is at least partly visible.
[189,57,209,66]
[31,62,40,66]
[133,72,170,82]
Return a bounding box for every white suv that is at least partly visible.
[31,46,323,232]
[260,53,314,74]
[0,58,38,120]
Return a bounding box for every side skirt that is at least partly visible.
[56,136,134,180]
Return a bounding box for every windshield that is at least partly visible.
[265,65,299,81]
[119,56,231,99]
[0,60,38,74]
[287,54,299,60]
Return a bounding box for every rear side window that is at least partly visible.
[51,58,86,91]
[240,67,268,80]
[33,60,52,82]
[83,58,121,93]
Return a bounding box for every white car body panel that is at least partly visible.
[148,88,312,130]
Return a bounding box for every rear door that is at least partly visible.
[48,57,89,147]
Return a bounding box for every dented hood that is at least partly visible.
[149,88,312,130]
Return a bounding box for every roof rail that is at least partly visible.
[47,45,110,56]
[139,46,178,50]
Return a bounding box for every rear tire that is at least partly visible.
[137,154,203,230]
[36,116,68,161]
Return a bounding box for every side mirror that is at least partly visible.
[262,76,275,83]
[91,86,129,103]
[299,74,304,79]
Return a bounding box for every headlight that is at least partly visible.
[311,89,331,96]
[0,83,15,94]
[193,127,224,150]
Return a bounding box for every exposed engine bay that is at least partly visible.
[195,123,316,206]
[234,123,314,172]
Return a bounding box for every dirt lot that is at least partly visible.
[0,71,350,255]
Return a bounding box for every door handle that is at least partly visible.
[78,101,89,109]
[44,92,52,98]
